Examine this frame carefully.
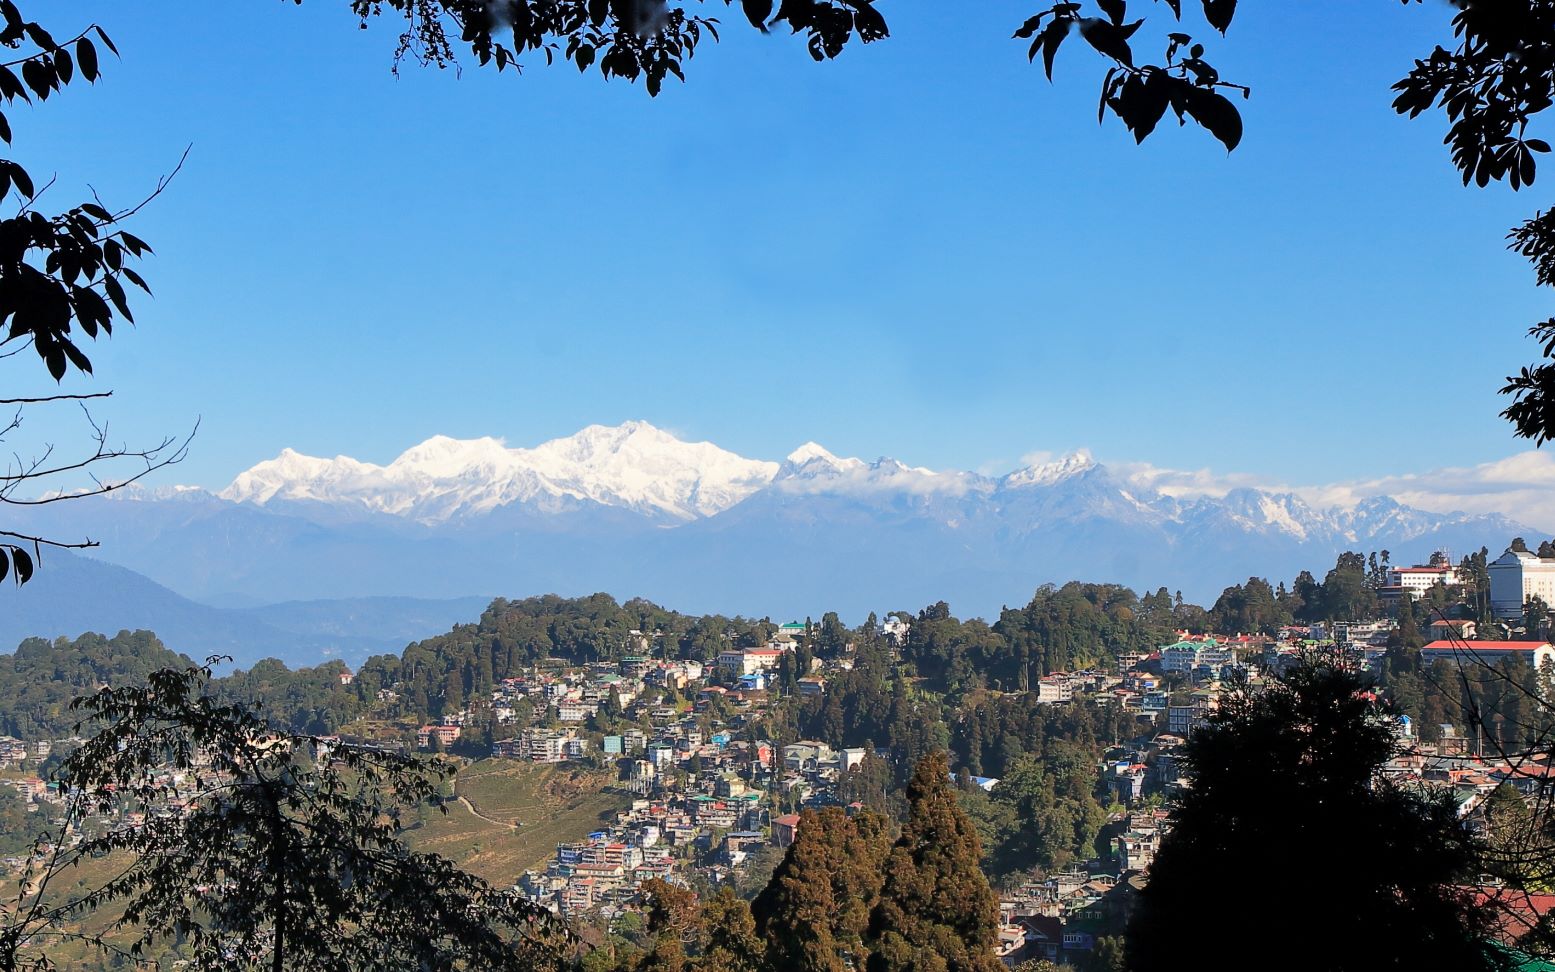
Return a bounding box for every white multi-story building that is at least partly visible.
[717,647,787,677]
[1489,549,1555,618]
[1036,677,1074,704]
[503,728,589,763]
[1387,562,1464,599]
[1159,640,1236,675]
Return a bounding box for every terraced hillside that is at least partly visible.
[404,758,628,885]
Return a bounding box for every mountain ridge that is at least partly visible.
[13,421,1537,623]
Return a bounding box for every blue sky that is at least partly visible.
[12,0,1548,495]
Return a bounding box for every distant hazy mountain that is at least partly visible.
[5,422,1536,624]
[0,550,489,668]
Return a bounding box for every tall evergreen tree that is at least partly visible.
[697,887,766,972]
[867,752,1004,972]
[1127,658,1503,972]
[751,807,892,971]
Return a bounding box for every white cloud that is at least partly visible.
[1110,451,1555,533]
[1111,460,1279,500]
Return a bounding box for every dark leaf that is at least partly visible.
[742,0,773,30]
[93,25,118,57]
[1079,18,1132,67]
[0,65,20,102]
[22,22,54,51]
[1184,85,1242,150]
[76,37,97,82]
[121,267,150,293]
[14,547,33,584]
[21,59,49,100]
[10,161,32,198]
[1097,0,1126,26]
[1013,14,1044,39]
[1041,22,1067,80]
[63,341,91,374]
[1200,0,1235,33]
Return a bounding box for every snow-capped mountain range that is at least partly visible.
[221,422,779,523]
[6,421,1538,630]
[204,422,1524,547]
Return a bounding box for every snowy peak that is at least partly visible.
[1001,450,1097,490]
[222,450,383,506]
[772,443,981,498]
[778,442,868,480]
[221,422,778,523]
[786,441,846,465]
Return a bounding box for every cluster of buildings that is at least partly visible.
[517,734,879,917]
[0,735,48,768]
[994,834,1156,965]
[403,625,891,917]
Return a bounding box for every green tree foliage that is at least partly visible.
[898,585,1176,697]
[952,691,1129,782]
[1317,551,1379,621]
[215,656,365,735]
[868,752,1003,972]
[1479,782,1554,894]
[0,631,189,738]
[0,631,370,741]
[42,659,570,972]
[363,594,773,724]
[798,633,934,759]
[1208,577,1290,635]
[0,783,38,857]
[1128,658,1503,972]
[696,887,765,972]
[814,611,850,656]
[751,806,892,971]
[963,743,1108,877]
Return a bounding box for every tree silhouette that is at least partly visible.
[1128,656,1504,972]
[0,2,192,586]
[6,658,571,971]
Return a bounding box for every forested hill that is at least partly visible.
[0,631,362,739]
[0,631,193,739]
[351,593,783,720]
[0,584,1201,741]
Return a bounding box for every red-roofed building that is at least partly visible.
[1471,887,1555,948]
[773,813,801,848]
[1420,641,1555,671]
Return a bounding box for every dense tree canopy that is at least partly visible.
[1129,658,1503,972]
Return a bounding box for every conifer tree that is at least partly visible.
[1127,658,1502,972]
[751,806,892,971]
[867,752,1004,972]
[697,887,765,972]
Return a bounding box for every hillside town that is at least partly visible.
[309,552,1552,965]
[3,551,1555,967]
